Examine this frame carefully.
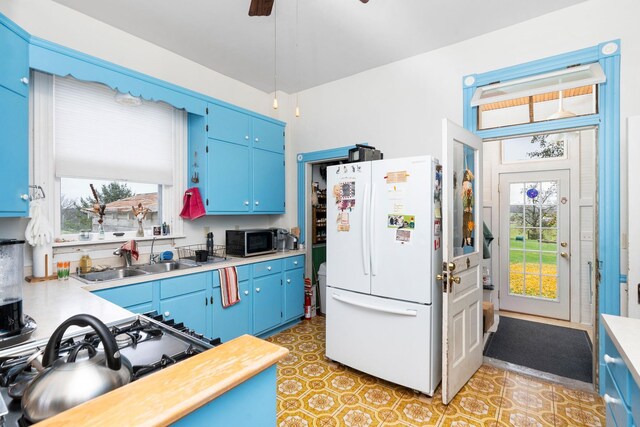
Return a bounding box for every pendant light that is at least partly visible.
[272,1,278,110]
[294,0,301,117]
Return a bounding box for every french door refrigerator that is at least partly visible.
[326,155,443,396]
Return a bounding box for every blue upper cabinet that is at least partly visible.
[207,104,251,146]
[197,103,285,215]
[0,22,29,97]
[0,20,29,217]
[206,139,251,213]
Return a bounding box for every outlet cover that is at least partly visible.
[581,231,593,241]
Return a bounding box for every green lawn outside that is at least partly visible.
[509,238,557,265]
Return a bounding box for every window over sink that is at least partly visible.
[32,72,187,242]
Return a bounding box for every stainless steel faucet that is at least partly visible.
[149,237,160,264]
[113,247,133,267]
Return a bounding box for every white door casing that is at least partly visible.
[498,170,571,320]
[441,119,484,405]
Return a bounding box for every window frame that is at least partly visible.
[31,71,186,245]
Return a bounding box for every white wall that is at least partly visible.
[282,0,638,307]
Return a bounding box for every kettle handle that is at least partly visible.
[42,314,122,371]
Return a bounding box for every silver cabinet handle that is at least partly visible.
[244,290,249,296]
[255,137,259,142]
[164,311,170,317]
[245,135,249,140]
[267,266,272,271]
[256,288,261,293]
[20,77,29,85]
[255,201,260,206]
[294,261,298,265]
[244,201,249,206]
[20,194,29,201]
[287,279,291,284]
[604,354,622,365]
[603,394,621,406]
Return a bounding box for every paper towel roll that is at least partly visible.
[33,243,53,278]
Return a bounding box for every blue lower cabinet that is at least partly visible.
[171,365,277,427]
[253,273,282,335]
[93,281,156,314]
[212,266,252,343]
[604,327,639,427]
[283,268,304,322]
[159,273,210,337]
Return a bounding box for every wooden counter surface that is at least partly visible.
[37,335,288,427]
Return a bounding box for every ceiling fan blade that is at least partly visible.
[249,0,275,16]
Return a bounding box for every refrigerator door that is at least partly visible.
[370,156,433,304]
[327,162,372,295]
[326,287,437,395]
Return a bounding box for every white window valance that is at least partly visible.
[54,75,175,185]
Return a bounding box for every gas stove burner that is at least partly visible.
[115,333,134,349]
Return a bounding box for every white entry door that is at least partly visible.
[441,119,484,405]
[499,170,571,320]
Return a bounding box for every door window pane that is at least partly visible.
[501,132,577,163]
[452,141,477,257]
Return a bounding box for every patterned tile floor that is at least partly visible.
[267,316,605,427]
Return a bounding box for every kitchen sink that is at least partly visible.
[135,261,198,274]
[77,267,150,282]
[75,261,200,284]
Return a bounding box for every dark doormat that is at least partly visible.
[483,316,593,383]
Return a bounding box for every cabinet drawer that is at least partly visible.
[252,118,284,153]
[160,273,208,299]
[605,333,634,406]
[252,260,282,278]
[631,378,640,427]
[284,256,304,271]
[212,265,250,287]
[605,366,634,427]
[207,104,250,146]
[94,282,154,308]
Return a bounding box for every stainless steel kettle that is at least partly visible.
[21,314,132,423]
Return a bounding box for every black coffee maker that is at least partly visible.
[0,239,36,348]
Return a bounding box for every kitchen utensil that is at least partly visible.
[195,250,209,262]
[21,314,132,423]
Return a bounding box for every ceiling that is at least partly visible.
[51,0,586,94]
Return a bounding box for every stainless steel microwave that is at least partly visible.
[225,229,276,257]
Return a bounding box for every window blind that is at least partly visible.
[54,76,175,185]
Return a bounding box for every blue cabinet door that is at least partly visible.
[252,118,284,154]
[207,104,250,146]
[160,291,208,336]
[0,86,28,216]
[0,23,28,97]
[93,281,156,313]
[252,149,285,213]
[253,273,282,335]
[283,268,305,322]
[212,279,252,343]
[207,139,250,213]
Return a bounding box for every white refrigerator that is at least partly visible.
[326,155,442,395]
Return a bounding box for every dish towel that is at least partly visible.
[219,267,240,308]
[120,240,139,261]
[179,187,206,220]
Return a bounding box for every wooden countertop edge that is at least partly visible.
[37,335,289,427]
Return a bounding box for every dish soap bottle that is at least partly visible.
[79,251,92,274]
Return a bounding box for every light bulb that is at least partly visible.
[295,106,300,117]
[273,97,279,109]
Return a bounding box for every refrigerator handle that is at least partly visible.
[331,293,418,316]
[370,183,377,276]
[362,183,370,275]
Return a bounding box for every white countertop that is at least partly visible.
[601,314,640,386]
[10,250,305,350]
[80,249,306,292]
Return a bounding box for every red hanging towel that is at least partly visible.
[179,187,206,220]
[219,267,240,308]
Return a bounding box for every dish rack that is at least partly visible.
[175,244,227,262]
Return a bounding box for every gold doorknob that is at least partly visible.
[450,276,461,284]
[448,262,456,271]
[560,252,569,258]
[436,274,444,281]
[560,242,568,247]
